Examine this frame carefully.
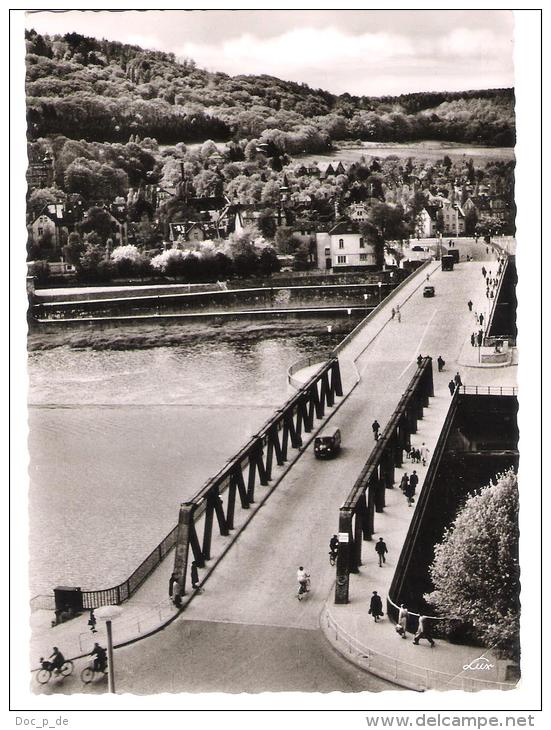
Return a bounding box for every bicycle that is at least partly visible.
[36,658,74,684]
[297,575,311,600]
[81,661,108,684]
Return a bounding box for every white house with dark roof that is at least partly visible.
[315,220,378,270]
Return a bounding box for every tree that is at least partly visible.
[63,231,85,266]
[27,187,65,218]
[426,469,520,660]
[79,206,115,244]
[258,246,281,276]
[359,221,385,269]
[464,208,478,236]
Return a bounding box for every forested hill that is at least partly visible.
[25,29,515,150]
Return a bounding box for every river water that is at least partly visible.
[27,328,341,596]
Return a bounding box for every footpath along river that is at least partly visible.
[27,320,355,597]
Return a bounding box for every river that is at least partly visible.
[27,325,346,597]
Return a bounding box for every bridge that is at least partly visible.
[30,238,518,693]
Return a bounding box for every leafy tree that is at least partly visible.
[258,246,281,276]
[426,469,520,660]
[359,221,385,269]
[63,231,85,266]
[464,208,478,236]
[79,206,115,243]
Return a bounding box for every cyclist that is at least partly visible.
[49,647,65,674]
[297,566,310,597]
[90,643,107,673]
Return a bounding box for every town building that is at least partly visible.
[315,220,379,271]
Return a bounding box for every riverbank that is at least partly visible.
[27,315,359,352]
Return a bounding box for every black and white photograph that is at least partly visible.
[9,4,542,722]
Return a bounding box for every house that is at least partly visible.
[315,220,379,271]
[28,204,69,251]
[415,206,439,238]
[169,222,206,244]
[347,203,370,221]
[26,153,54,190]
[441,202,466,236]
[102,206,129,246]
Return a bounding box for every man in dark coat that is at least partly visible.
[454,372,463,388]
[448,380,456,396]
[404,478,416,507]
[191,561,200,590]
[437,355,445,372]
[477,329,484,347]
[372,419,381,440]
[409,470,419,495]
[368,591,384,622]
[375,537,388,567]
[168,572,176,598]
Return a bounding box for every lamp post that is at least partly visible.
[363,292,368,315]
[327,325,333,335]
[95,605,123,694]
[377,281,382,305]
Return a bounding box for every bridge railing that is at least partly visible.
[321,608,514,692]
[459,385,517,396]
[171,357,343,597]
[334,357,434,604]
[39,359,343,611]
[333,260,433,358]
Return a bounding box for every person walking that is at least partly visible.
[400,472,409,493]
[474,310,478,324]
[437,355,445,372]
[448,379,456,396]
[404,477,416,506]
[396,604,409,638]
[467,300,473,311]
[479,313,484,326]
[470,332,475,347]
[454,371,463,388]
[372,419,381,441]
[88,608,97,634]
[368,591,384,622]
[191,561,201,591]
[481,265,487,278]
[420,443,430,466]
[417,354,423,367]
[169,572,177,598]
[409,469,419,495]
[397,309,401,323]
[391,307,396,320]
[375,537,388,567]
[413,615,435,647]
[477,329,484,347]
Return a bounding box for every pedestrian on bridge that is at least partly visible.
[375,537,388,567]
[391,307,396,320]
[477,329,484,347]
[479,313,485,326]
[369,591,384,622]
[482,266,487,278]
[397,605,409,638]
[169,572,177,598]
[409,470,419,494]
[467,300,473,311]
[470,332,476,347]
[404,478,416,506]
[417,354,423,367]
[191,561,201,591]
[397,309,401,323]
[413,616,435,647]
[437,355,445,372]
[400,473,409,493]
[372,420,381,441]
[454,372,463,388]
[448,380,456,396]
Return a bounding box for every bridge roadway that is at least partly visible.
[31,240,515,695]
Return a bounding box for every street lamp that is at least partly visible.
[363,292,368,315]
[327,325,333,334]
[377,281,382,305]
[95,605,123,694]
